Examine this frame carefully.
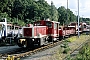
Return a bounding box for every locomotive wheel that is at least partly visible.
[26,38,34,49]
[17,43,23,47]
[37,38,44,47]
[37,38,40,46]
[17,41,27,48]
[22,41,27,48]
[59,36,63,40]
[48,36,53,42]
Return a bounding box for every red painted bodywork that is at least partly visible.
[23,28,32,37]
[34,20,59,38]
[59,29,63,36]
[34,26,47,37]
[59,26,76,37]
[23,26,47,38]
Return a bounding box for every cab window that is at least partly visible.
[46,21,52,28]
[54,23,57,29]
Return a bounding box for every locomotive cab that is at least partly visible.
[34,20,60,42]
[46,21,59,42]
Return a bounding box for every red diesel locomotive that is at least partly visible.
[17,19,59,48]
[16,20,87,48]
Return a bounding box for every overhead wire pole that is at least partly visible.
[75,11,77,22]
[51,1,53,21]
[78,0,80,37]
[82,15,83,20]
[67,0,68,25]
[51,1,53,43]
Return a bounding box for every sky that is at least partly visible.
[45,0,90,18]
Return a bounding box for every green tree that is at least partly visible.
[58,6,76,25]
[58,6,67,25]
[51,1,58,21]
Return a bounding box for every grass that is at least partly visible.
[67,36,77,42]
[71,40,90,60]
[53,34,90,60]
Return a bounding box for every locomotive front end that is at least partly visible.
[17,26,48,48]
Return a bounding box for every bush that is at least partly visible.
[61,40,70,54]
[72,42,90,60]
[63,47,70,54]
[61,42,68,48]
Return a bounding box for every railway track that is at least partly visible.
[0,34,89,60]
[1,40,63,60]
